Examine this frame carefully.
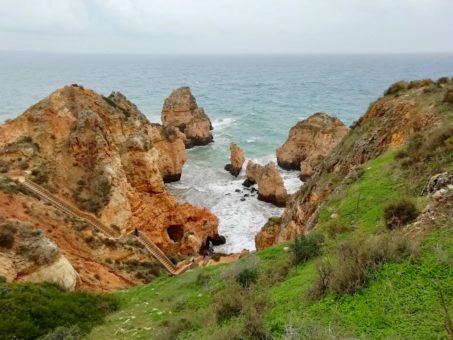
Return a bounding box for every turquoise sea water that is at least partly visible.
[1,52,452,251]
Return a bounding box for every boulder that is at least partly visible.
[276,112,349,174]
[225,143,245,177]
[161,87,213,148]
[245,161,264,184]
[299,161,313,180]
[244,161,287,207]
[257,162,288,207]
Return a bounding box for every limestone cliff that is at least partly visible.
[0,85,220,290]
[276,112,349,177]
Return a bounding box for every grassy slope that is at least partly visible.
[89,151,452,339]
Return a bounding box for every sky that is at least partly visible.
[0,0,452,54]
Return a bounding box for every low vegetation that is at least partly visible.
[0,282,118,340]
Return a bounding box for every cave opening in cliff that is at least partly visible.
[167,224,184,242]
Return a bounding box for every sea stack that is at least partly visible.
[225,142,245,177]
[243,160,288,207]
[161,87,213,148]
[276,112,349,177]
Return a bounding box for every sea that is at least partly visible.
[1,52,452,252]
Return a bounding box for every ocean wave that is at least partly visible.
[212,117,236,131]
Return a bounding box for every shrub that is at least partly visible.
[0,229,15,249]
[0,282,118,339]
[408,79,434,89]
[262,258,291,286]
[155,317,196,340]
[326,222,351,237]
[196,272,211,286]
[308,259,332,300]
[437,77,450,85]
[384,81,408,96]
[30,163,49,185]
[311,233,419,298]
[214,286,244,322]
[0,276,6,283]
[39,325,82,340]
[291,233,324,265]
[384,199,419,230]
[444,88,453,104]
[235,268,259,288]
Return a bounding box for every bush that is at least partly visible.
[0,282,118,339]
[408,79,434,89]
[38,325,82,340]
[155,317,196,340]
[384,81,408,96]
[214,286,244,322]
[444,88,453,104]
[311,233,418,297]
[30,163,49,185]
[196,272,211,286]
[235,268,259,288]
[0,229,15,249]
[384,199,419,229]
[291,233,324,265]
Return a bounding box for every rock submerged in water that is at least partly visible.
[225,143,245,177]
[161,87,213,148]
[244,160,288,207]
[276,112,349,175]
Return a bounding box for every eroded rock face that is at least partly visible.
[0,219,77,290]
[0,85,220,262]
[276,112,349,174]
[244,161,287,207]
[257,163,288,207]
[225,143,245,177]
[161,87,213,148]
[255,218,281,251]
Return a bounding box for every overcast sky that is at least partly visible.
[0,0,452,54]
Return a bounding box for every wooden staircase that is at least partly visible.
[16,177,190,276]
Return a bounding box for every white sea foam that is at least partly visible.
[212,117,236,131]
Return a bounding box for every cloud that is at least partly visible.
[0,0,451,53]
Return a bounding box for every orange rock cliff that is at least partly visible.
[0,85,220,290]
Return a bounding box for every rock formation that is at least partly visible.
[256,80,449,249]
[161,87,213,148]
[276,112,349,177]
[0,85,221,290]
[244,160,288,207]
[245,161,264,184]
[225,143,245,177]
[0,219,78,291]
[255,218,281,250]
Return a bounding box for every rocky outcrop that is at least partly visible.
[0,219,77,290]
[0,85,221,289]
[257,163,288,207]
[245,161,264,184]
[225,143,245,177]
[243,161,287,207]
[161,87,213,148]
[276,113,349,176]
[255,218,281,250]
[256,80,448,249]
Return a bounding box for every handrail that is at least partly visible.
[15,177,191,275]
